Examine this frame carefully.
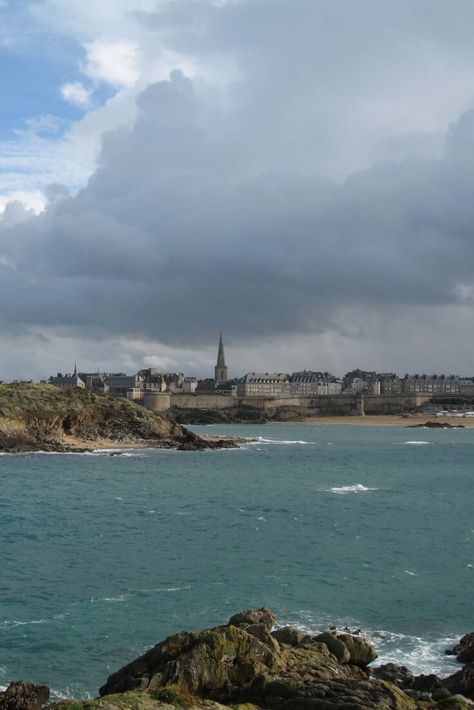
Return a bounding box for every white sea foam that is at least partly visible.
[50,687,93,702]
[90,595,129,603]
[403,440,431,445]
[279,615,460,676]
[404,570,417,576]
[131,585,192,593]
[323,484,379,495]
[0,618,50,628]
[246,436,309,446]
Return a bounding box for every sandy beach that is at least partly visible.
[300,415,474,427]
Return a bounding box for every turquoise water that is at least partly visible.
[0,424,473,698]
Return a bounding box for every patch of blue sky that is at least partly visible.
[0,36,115,141]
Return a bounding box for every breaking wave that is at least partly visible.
[323,484,379,495]
[247,436,309,445]
[403,441,431,446]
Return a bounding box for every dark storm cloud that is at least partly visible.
[2,0,474,351]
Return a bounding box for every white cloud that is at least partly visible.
[0,192,46,216]
[60,81,92,108]
[82,40,140,88]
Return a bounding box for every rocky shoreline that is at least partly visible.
[0,384,237,453]
[3,608,474,709]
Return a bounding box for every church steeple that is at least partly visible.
[73,362,77,377]
[214,332,228,385]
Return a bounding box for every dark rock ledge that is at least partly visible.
[3,609,474,709]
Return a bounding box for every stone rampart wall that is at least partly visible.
[165,392,432,414]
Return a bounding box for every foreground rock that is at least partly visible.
[0,681,49,710]
[95,608,468,709]
[0,383,236,452]
[447,633,474,664]
[49,687,258,710]
[6,613,474,709]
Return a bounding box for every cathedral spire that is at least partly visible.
[217,331,226,368]
[73,361,77,377]
[215,332,228,385]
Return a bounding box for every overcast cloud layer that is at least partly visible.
[2,0,474,379]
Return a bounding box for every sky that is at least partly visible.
[2,0,474,380]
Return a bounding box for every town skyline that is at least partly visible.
[7,333,474,398]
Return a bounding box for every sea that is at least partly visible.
[0,423,472,700]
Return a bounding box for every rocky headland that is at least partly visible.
[3,609,474,709]
[0,383,236,452]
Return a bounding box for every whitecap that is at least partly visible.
[257,516,266,521]
[130,585,192,593]
[404,570,417,576]
[90,595,129,603]
[0,618,50,628]
[247,436,309,446]
[322,484,379,495]
[403,441,431,445]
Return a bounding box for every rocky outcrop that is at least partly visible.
[370,632,474,706]
[97,608,462,709]
[0,681,49,710]
[0,383,236,452]
[49,686,258,709]
[448,634,474,664]
[407,421,465,429]
[6,615,474,709]
[443,664,474,700]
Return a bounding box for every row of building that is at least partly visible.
[48,336,474,400]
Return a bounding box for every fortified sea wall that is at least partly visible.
[144,392,432,415]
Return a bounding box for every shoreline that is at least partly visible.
[297,415,474,427]
[0,433,243,454]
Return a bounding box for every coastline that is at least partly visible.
[5,608,472,708]
[62,433,244,452]
[298,415,474,427]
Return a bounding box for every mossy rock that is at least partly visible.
[48,689,261,709]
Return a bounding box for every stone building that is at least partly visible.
[237,372,290,397]
[289,371,343,396]
[49,364,85,390]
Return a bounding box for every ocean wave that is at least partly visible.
[0,448,148,457]
[90,595,130,603]
[403,441,431,445]
[246,436,310,446]
[130,585,192,593]
[0,618,51,628]
[322,484,379,495]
